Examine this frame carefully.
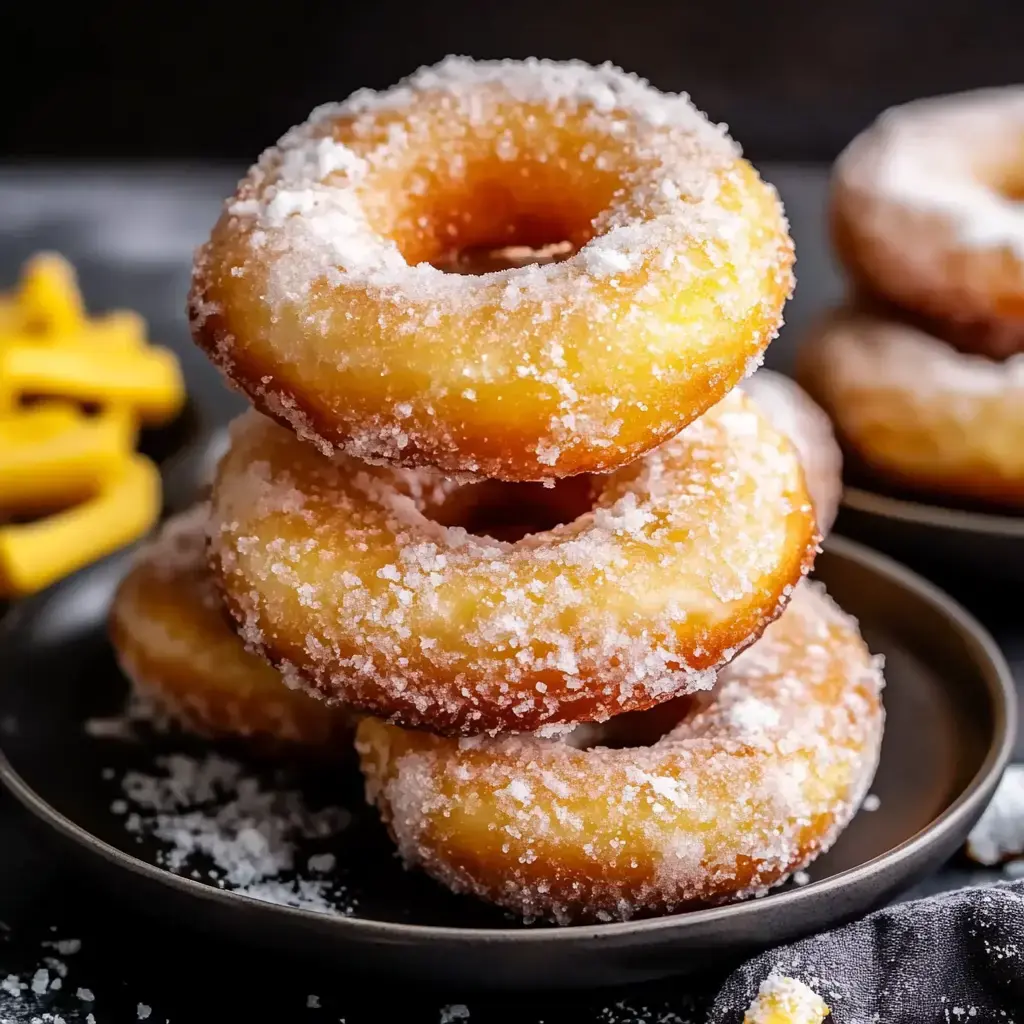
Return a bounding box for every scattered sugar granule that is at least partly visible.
[743,974,830,1024]
[307,853,336,874]
[76,987,95,1002]
[966,765,1024,864]
[42,938,81,957]
[861,793,881,812]
[1,974,23,996]
[792,870,811,886]
[307,994,320,1008]
[439,1006,470,1023]
[137,1002,152,1019]
[30,969,49,995]
[84,689,171,740]
[116,753,353,915]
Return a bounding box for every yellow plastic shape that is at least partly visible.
[0,403,137,512]
[0,343,184,425]
[16,252,85,335]
[0,454,160,598]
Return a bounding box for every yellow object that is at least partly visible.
[0,252,185,597]
[0,456,160,598]
[18,252,85,335]
[0,403,135,512]
[743,975,830,1024]
[0,344,183,424]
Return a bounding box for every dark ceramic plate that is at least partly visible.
[838,485,1024,585]
[0,434,1014,990]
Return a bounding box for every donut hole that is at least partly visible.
[429,475,596,543]
[387,161,617,270]
[354,115,628,270]
[562,693,710,750]
[433,239,577,275]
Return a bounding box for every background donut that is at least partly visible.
[832,87,1024,360]
[796,306,1024,508]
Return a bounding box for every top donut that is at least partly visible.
[190,57,794,481]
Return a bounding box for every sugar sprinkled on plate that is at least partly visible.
[113,752,357,915]
[0,934,106,1024]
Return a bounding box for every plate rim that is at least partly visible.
[842,484,1024,539]
[0,533,1015,946]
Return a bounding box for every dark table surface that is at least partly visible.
[0,164,1021,1023]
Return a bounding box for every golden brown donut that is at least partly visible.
[357,580,885,924]
[208,390,818,736]
[109,505,353,748]
[796,306,1024,507]
[190,56,793,481]
[832,87,1024,359]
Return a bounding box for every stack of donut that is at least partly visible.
[109,57,885,924]
[798,88,1024,509]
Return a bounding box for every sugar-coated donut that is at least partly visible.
[209,389,817,737]
[832,87,1024,359]
[796,307,1024,507]
[109,505,354,748]
[191,56,794,482]
[742,369,843,536]
[356,580,885,924]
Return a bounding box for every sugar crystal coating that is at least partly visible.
[356,580,885,924]
[109,505,353,748]
[796,305,1024,505]
[209,389,817,736]
[190,55,794,480]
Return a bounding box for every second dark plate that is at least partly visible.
[839,485,1024,585]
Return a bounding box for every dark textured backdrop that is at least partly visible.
[4,0,1021,162]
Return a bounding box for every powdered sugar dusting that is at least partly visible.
[225,56,740,307]
[836,86,1024,258]
[191,56,792,480]
[358,580,885,923]
[210,390,815,735]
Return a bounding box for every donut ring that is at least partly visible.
[832,87,1024,360]
[742,369,843,537]
[209,389,817,736]
[356,580,885,924]
[109,505,354,749]
[796,306,1024,507]
[190,57,794,481]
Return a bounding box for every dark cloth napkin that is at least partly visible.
[707,880,1024,1022]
